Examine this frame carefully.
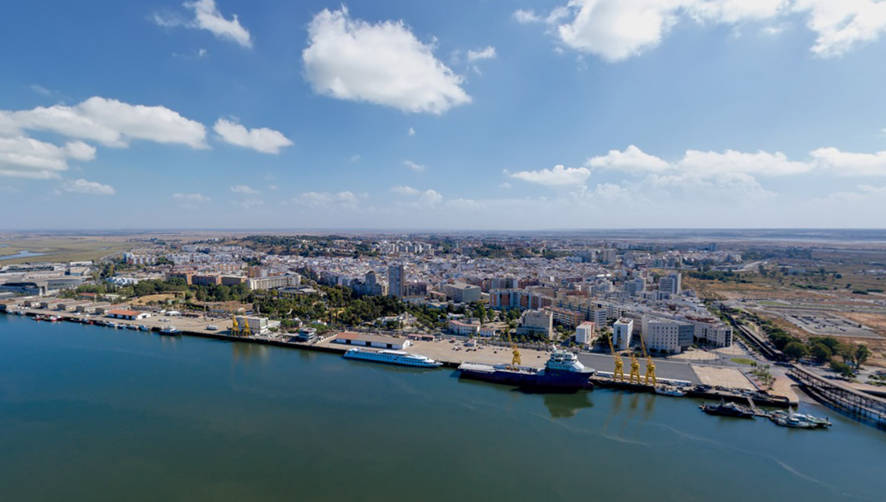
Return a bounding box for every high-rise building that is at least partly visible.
[387,264,404,298]
[641,316,684,354]
[612,318,633,350]
[575,321,596,345]
[659,273,682,295]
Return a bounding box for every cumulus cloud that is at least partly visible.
[213,118,292,154]
[230,184,258,194]
[408,127,416,136]
[587,144,670,173]
[154,0,252,48]
[0,136,95,179]
[391,185,442,206]
[793,0,886,57]
[520,0,886,61]
[510,164,591,186]
[302,6,470,114]
[2,97,207,149]
[60,178,115,195]
[403,160,426,172]
[810,147,886,176]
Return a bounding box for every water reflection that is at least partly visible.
[232,342,270,363]
[542,391,593,418]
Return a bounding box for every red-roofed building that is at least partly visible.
[106,309,150,320]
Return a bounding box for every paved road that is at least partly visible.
[578,353,700,384]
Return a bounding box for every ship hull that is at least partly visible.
[343,351,441,368]
[458,368,593,392]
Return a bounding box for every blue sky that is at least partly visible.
[2,0,886,230]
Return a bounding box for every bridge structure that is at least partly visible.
[789,365,886,429]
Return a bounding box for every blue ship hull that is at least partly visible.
[459,367,593,392]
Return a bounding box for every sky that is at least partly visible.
[2,0,886,230]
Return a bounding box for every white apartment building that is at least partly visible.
[612,318,633,350]
[641,316,682,354]
[575,321,596,345]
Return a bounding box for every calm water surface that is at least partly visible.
[0,315,883,502]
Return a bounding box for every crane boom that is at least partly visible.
[607,333,624,382]
[641,336,656,386]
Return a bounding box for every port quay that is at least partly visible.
[2,303,803,411]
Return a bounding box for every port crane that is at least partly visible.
[628,350,641,384]
[230,315,251,337]
[640,336,656,386]
[507,331,521,367]
[606,332,625,381]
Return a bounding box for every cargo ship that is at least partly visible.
[457,351,595,391]
[343,348,442,368]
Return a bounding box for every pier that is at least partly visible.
[789,366,886,429]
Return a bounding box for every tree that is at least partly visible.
[830,359,855,378]
[783,341,808,361]
[855,344,871,371]
[809,342,832,364]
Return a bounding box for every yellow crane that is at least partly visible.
[242,318,252,337]
[628,351,641,384]
[640,336,656,386]
[231,315,240,335]
[507,331,521,367]
[607,332,625,382]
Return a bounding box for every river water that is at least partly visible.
[0,314,882,501]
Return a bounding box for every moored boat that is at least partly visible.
[159,326,180,335]
[458,350,594,392]
[700,400,755,419]
[343,348,442,368]
[655,385,687,397]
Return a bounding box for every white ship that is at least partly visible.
[343,348,442,368]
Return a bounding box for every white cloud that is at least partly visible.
[587,145,670,173]
[295,191,361,208]
[408,127,416,136]
[3,97,207,149]
[810,147,886,176]
[467,46,497,62]
[391,185,420,195]
[513,9,543,24]
[230,184,258,194]
[0,136,94,179]
[236,198,264,209]
[510,164,591,186]
[302,6,470,114]
[391,185,443,206]
[213,118,292,154]
[793,0,886,57]
[403,160,426,172]
[173,192,210,202]
[522,0,886,61]
[60,178,115,195]
[174,0,252,48]
[677,148,810,176]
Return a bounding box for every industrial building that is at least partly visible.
[333,332,411,350]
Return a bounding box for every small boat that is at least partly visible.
[126,324,138,330]
[770,411,831,429]
[159,326,180,335]
[700,400,755,419]
[655,385,686,397]
[138,325,149,332]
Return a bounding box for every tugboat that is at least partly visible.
[700,400,755,419]
[458,350,595,392]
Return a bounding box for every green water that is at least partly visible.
[0,315,883,501]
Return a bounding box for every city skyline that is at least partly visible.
[3,1,886,229]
